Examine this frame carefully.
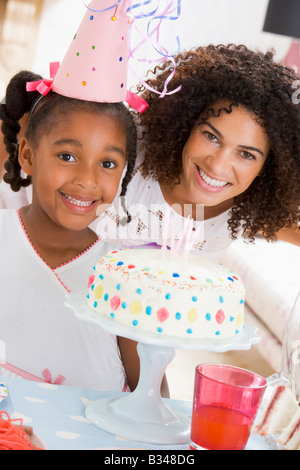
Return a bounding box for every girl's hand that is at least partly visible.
[117,336,170,397]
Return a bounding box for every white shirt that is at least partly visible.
[0,180,31,209]
[95,164,234,262]
[0,209,127,391]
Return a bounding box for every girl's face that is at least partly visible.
[180,101,270,213]
[19,109,127,232]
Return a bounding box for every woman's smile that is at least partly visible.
[194,164,231,192]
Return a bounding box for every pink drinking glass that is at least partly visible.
[190,364,267,450]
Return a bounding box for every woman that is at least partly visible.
[99,44,300,260]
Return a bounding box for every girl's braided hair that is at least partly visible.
[134,44,300,241]
[0,71,42,191]
[0,71,137,219]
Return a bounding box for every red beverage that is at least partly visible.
[190,364,267,450]
[190,404,252,450]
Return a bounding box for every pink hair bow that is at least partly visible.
[26,62,60,96]
[126,90,148,113]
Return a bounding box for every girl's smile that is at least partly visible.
[58,191,99,213]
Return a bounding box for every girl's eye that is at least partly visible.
[101,161,116,169]
[58,153,75,162]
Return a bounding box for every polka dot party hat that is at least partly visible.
[52,0,147,112]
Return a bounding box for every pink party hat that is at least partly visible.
[52,0,147,111]
[26,1,182,111]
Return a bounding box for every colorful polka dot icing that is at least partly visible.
[87,249,245,339]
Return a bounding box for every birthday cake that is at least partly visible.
[87,248,245,339]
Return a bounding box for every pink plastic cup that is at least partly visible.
[190,364,267,450]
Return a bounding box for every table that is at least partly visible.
[0,376,270,450]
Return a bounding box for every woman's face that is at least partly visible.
[180,101,270,213]
[19,109,127,232]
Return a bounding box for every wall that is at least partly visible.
[0,0,44,98]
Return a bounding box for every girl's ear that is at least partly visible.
[18,138,34,176]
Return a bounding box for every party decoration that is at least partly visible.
[53,0,137,105]
[26,1,182,111]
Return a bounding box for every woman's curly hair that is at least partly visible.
[134,44,300,241]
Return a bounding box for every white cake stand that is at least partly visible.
[66,294,261,445]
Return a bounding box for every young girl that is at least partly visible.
[100,44,300,259]
[0,71,141,392]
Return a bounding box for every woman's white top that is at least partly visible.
[0,209,128,391]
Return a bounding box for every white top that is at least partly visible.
[0,180,31,209]
[0,209,128,391]
[95,163,234,262]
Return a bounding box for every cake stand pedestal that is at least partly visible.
[66,294,261,445]
[85,342,191,444]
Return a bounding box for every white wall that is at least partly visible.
[32,0,292,88]
[32,0,86,76]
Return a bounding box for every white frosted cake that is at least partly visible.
[87,248,245,339]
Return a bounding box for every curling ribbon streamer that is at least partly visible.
[127,0,182,97]
[128,1,181,61]
[146,0,181,58]
[127,0,159,19]
[129,0,181,57]
[26,62,60,96]
[83,0,123,12]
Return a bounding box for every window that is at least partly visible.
[0,0,43,97]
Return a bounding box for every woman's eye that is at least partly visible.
[240,151,256,161]
[204,131,218,142]
[101,161,116,169]
[58,153,75,162]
